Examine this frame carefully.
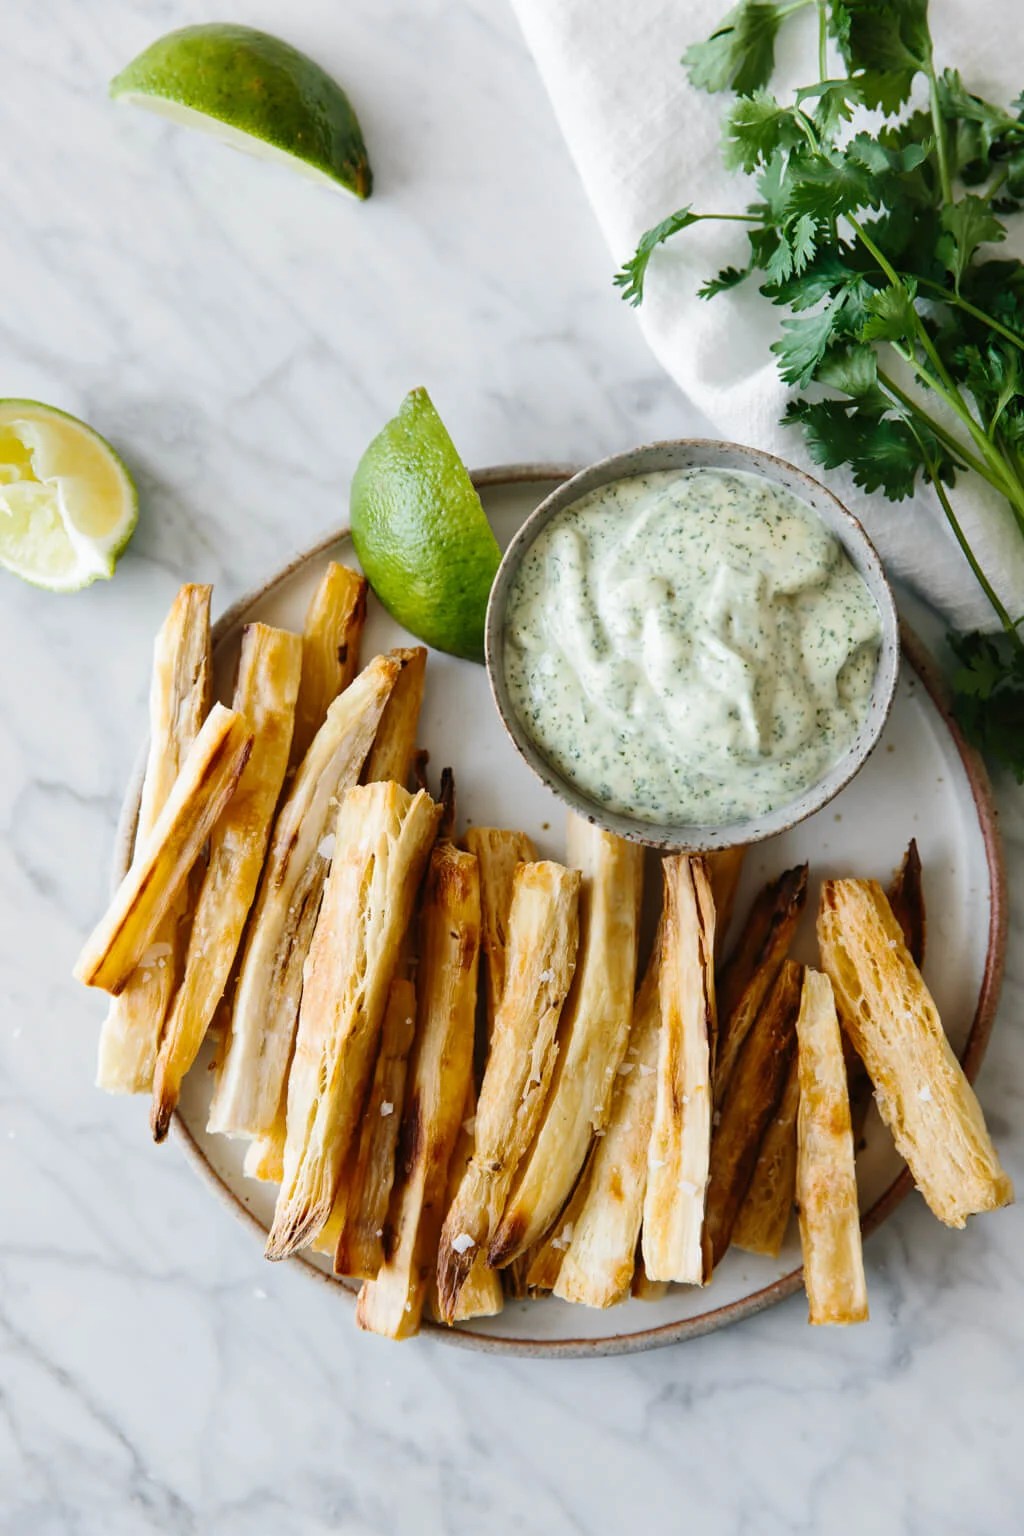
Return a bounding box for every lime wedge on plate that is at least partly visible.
[0,401,138,592]
[350,389,502,662]
[110,24,372,199]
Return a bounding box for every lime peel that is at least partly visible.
[110,24,372,199]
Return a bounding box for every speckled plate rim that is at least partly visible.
[113,463,1007,1359]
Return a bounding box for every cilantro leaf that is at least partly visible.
[783,398,931,498]
[683,3,783,95]
[784,147,879,221]
[771,305,841,385]
[794,79,862,140]
[698,264,753,299]
[938,69,1024,161]
[860,279,919,343]
[723,90,801,172]
[614,209,700,306]
[949,630,1024,779]
[814,342,886,404]
[938,196,1007,291]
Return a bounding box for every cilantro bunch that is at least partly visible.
[618,0,1024,777]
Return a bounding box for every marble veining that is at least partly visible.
[1,1,1022,1532]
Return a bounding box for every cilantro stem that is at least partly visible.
[911,423,1023,643]
[916,278,1024,354]
[876,368,997,485]
[816,0,827,80]
[924,57,953,206]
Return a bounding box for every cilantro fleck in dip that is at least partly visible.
[502,467,883,827]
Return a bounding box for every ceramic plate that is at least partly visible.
[115,467,1006,1357]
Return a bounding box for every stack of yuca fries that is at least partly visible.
[77,576,1014,1338]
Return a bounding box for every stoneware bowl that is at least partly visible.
[485,439,901,852]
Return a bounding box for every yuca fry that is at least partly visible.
[426,1082,504,1322]
[546,933,662,1306]
[362,647,428,787]
[705,846,746,953]
[631,1254,669,1301]
[642,856,716,1286]
[732,1055,800,1257]
[291,562,368,765]
[887,838,925,968]
[75,705,252,994]
[357,842,481,1338]
[714,863,808,1108]
[207,652,403,1139]
[818,880,1012,1227]
[796,968,868,1325]
[266,782,441,1259]
[334,978,417,1280]
[490,816,643,1266]
[244,1123,285,1185]
[150,624,303,1141]
[96,585,212,1092]
[705,960,801,1267]
[436,861,580,1321]
[463,827,537,1035]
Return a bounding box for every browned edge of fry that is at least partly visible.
[291,563,368,766]
[362,646,427,788]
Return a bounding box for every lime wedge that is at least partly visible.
[110,24,371,199]
[350,389,502,662]
[0,401,138,593]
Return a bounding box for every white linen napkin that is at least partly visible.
[510,0,1024,633]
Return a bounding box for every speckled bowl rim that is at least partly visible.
[113,463,1006,1359]
[485,441,901,852]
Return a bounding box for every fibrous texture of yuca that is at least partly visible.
[75,704,253,995]
[543,934,662,1307]
[427,1080,504,1323]
[362,647,427,787]
[357,843,481,1338]
[463,827,537,1036]
[334,977,417,1280]
[266,781,441,1259]
[490,816,643,1267]
[732,1055,800,1257]
[291,562,368,765]
[715,864,807,1107]
[96,584,212,1092]
[207,653,402,1140]
[795,968,868,1325]
[150,624,302,1141]
[642,856,716,1286]
[818,879,1012,1228]
[436,861,580,1321]
[705,959,801,1268]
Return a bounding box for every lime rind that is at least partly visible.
[110,24,371,199]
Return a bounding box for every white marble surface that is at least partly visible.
[1,1,1021,1531]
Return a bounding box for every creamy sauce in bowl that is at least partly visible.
[502,467,883,827]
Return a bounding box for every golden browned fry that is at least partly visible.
[206,652,403,1140]
[732,1055,800,1258]
[705,845,747,953]
[75,704,252,994]
[463,827,537,1036]
[818,880,1013,1228]
[356,842,481,1338]
[150,624,303,1141]
[796,967,869,1325]
[362,647,428,787]
[490,815,643,1267]
[714,864,808,1108]
[335,977,417,1280]
[425,1082,504,1323]
[436,861,580,1320]
[290,563,368,766]
[545,934,662,1307]
[266,782,441,1259]
[642,856,716,1286]
[96,585,212,1092]
[243,1122,285,1185]
[705,960,802,1267]
[887,838,925,968]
